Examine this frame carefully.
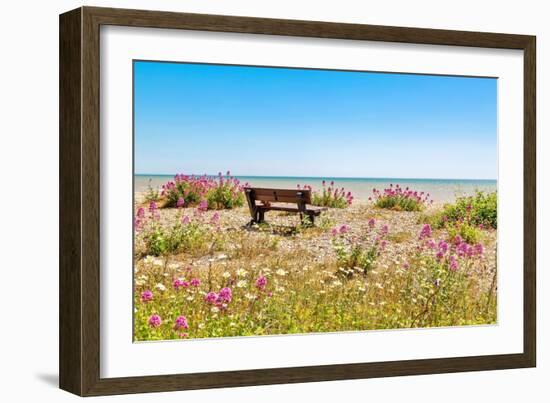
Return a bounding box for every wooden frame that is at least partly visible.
[59,6,536,396]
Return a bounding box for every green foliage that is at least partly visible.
[144,181,160,203]
[310,182,353,208]
[312,192,349,208]
[333,241,379,277]
[405,254,471,328]
[374,195,424,211]
[439,191,497,229]
[446,221,482,244]
[144,226,168,256]
[206,184,245,209]
[163,173,245,210]
[141,221,217,257]
[164,181,202,208]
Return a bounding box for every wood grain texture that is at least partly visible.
[59,7,82,396]
[523,38,536,367]
[59,6,537,396]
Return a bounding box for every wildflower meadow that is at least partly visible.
[133,174,497,341]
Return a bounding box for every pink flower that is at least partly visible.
[380,240,387,250]
[436,251,444,260]
[173,278,189,290]
[474,243,484,256]
[419,224,432,239]
[190,278,201,287]
[176,197,185,208]
[140,290,153,303]
[219,287,232,302]
[453,235,463,245]
[331,228,338,236]
[181,215,190,225]
[457,242,469,257]
[148,314,162,328]
[426,239,437,249]
[449,255,459,271]
[339,224,350,234]
[255,275,267,290]
[174,315,189,330]
[198,199,208,212]
[205,292,218,304]
[380,224,389,236]
[438,240,449,254]
[210,212,220,224]
[148,201,158,212]
[368,218,376,228]
[136,207,145,218]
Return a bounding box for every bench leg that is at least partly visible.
[258,210,265,223]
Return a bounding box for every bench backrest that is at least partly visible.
[244,187,312,204]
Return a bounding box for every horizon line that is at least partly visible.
[134,173,497,181]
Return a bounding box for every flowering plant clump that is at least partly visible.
[174,315,189,330]
[204,286,233,310]
[161,171,246,210]
[140,290,153,303]
[438,191,497,229]
[371,184,432,211]
[134,201,223,256]
[148,314,162,328]
[331,222,388,277]
[301,180,353,208]
[406,224,489,327]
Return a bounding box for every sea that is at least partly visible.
[134,175,496,204]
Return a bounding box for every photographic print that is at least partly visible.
[132,61,498,341]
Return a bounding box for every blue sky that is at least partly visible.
[134,61,497,179]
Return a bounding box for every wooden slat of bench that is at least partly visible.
[246,187,312,204]
[257,205,325,215]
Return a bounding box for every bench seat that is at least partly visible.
[256,203,326,215]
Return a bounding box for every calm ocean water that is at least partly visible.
[135,175,496,204]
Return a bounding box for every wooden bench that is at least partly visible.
[244,187,327,225]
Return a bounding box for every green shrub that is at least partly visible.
[446,221,482,244]
[140,220,217,257]
[439,191,497,229]
[206,183,245,209]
